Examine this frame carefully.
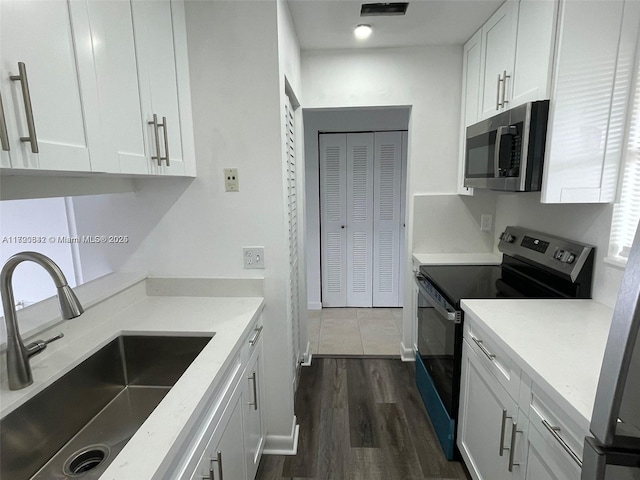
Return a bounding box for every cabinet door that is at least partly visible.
[458,29,483,196]
[243,345,265,480]
[458,340,516,480]
[541,0,627,203]
[0,0,96,171]
[191,384,246,480]
[73,0,148,174]
[510,0,558,108]
[131,0,189,176]
[523,421,580,480]
[479,0,518,119]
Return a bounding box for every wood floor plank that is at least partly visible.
[320,358,348,408]
[347,448,387,480]
[315,408,349,480]
[346,359,381,448]
[366,359,402,403]
[254,454,286,480]
[375,402,424,479]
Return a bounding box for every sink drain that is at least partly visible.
[63,445,110,476]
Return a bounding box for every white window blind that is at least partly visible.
[610,57,640,260]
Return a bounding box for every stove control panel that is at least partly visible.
[499,226,594,282]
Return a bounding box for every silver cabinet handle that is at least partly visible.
[542,419,583,467]
[9,62,38,153]
[496,73,503,110]
[0,91,10,151]
[248,371,258,410]
[499,409,509,456]
[249,325,263,346]
[508,421,522,471]
[159,116,170,166]
[210,451,223,480]
[471,336,496,361]
[502,70,511,106]
[148,114,162,166]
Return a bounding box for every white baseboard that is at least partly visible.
[301,341,312,366]
[308,301,322,310]
[401,342,415,362]
[263,416,300,455]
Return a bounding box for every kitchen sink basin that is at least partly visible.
[0,334,214,480]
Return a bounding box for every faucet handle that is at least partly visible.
[25,332,64,358]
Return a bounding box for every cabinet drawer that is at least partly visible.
[464,320,520,400]
[241,318,263,365]
[528,387,584,475]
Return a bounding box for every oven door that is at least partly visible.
[415,275,463,460]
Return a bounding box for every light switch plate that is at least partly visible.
[225,168,239,192]
[480,214,493,231]
[243,247,265,269]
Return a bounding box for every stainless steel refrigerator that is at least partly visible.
[583,221,640,479]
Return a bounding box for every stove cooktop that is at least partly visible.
[418,262,567,308]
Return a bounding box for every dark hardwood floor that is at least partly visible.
[256,358,471,480]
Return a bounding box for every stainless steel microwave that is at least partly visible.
[464,100,549,191]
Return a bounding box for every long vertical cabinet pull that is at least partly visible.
[9,62,38,153]
[508,421,522,472]
[209,451,223,480]
[159,116,170,166]
[499,409,509,455]
[0,92,10,151]
[148,114,162,166]
[248,371,258,410]
[496,73,503,110]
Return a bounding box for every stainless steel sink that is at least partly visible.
[0,334,214,480]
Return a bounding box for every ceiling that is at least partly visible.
[287,0,504,50]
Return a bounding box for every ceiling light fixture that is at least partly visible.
[354,24,373,40]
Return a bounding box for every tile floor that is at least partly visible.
[308,308,403,356]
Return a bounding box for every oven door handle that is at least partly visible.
[416,276,460,323]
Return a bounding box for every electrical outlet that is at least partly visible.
[480,214,493,232]
[243,247,265,269]
[224,168,239,192]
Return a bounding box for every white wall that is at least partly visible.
[304,107,411,308]
[0,198,77,306]
[302,46,463,349]
[412,192,497,253]
[493,192,624,308]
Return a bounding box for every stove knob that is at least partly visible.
[501,232,516,243]
[565,253,576,264]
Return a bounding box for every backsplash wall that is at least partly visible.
[494,192,624,308]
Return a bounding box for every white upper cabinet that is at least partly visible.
[0,0,98,171]
[458,29,483,195]
[479,1,518,119]
[131,0,195,177]
[541,0,639,203]
[0,0,195,178]
[510,0,558,107]
[73,0,148,174]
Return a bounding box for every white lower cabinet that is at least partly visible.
[191,382,246,480]
[168,319,265,480]
[458,318,584,480]
[459,339,516,480]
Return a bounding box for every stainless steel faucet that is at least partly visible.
[1,252,84,390]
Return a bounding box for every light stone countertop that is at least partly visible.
[0,278,265,480]
[412,252,502,266]
[461,299,613,433]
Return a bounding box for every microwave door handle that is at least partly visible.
[494,126,506,178]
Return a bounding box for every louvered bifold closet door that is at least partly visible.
[285,98,300,369]
[373,131,402,307]
[346,133,374,307]
[320,134,348,307]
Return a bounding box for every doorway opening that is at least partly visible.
[303,106,411,356]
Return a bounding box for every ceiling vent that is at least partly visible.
[360,2,409,16]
